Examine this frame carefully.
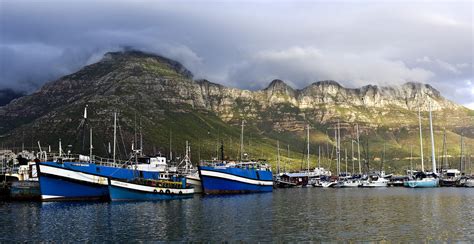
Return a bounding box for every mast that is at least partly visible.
[429,102,437,174]
[140,119,143,157]
[277,140,280,174]
[337,121,341,177]
[286,144,290,172]
[460,132,464,173]
[89,128,93,162]
[442,129,448,169]
[351,139,355,174]
[345,149,347,175]
[240,120,245,161]
[418,107,425,172]
[113,112,117,164]
[318,145,321,170]
[410,145,413,177]
[59,139,62,158]
[307,124,310,174]
[169,130,173,162]
[381,142,385,174]
[185,141,190,172]
[356,124,361,175]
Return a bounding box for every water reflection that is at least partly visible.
[0,188,472,242]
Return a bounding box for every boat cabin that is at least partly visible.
[279,173,309,186]
[132,156,168,173]
[442,169,461,178]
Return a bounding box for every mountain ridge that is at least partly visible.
[0,50,472,173]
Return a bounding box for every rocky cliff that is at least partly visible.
[0,50,472,172]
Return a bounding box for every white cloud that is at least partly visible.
[435,59,460,74]
[229,46,434,88]
[0,0,472,106]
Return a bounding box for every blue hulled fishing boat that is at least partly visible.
[108,178,194,201]
[199,162,273,194]
[198,121,273,194]
[37,111,178,201]
[37,157,169,201]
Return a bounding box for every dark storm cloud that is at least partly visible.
[0,0,472,107]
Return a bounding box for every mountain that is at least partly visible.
[0,50,472,173]
[0,89,25,106]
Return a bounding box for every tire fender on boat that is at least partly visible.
[165,189,170,194]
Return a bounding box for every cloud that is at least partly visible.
[0,0,472,106]
[229,46,434,89]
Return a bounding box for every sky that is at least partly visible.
[1,0,473,108]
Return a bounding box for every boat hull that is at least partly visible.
[360,182,388,187]
[439,179,458,187]
[108,180,194,201]
[199,166,273,194]
[186,173,202,193]
[340,180,361,187]
[9,181,41,201]
[37,161,160,201]
[405,178,439,188]
[465,179,474,187]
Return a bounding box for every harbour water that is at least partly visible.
[0,188,473,242]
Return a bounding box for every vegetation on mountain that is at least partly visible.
[0,50,472,174]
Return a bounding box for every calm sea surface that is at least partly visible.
[0,188,473,242]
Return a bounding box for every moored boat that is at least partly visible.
[185,170,202,193]
[340,178,361,187]
[37,155,167,201]
[199,161,273,194]
[108,178,194,201]
[439,169,461,187]
[405,172,439,188]
[360,174,389,187]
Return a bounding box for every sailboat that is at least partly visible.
[198,121,273,194]
[440,130,461,186]
[405,103,439,188]
[313,123,338,188]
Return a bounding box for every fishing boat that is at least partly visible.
[199,161,273,194]
[37,112,177,201]
[198,121,273,194]
[108,177,194,201]
[185,171,202,193]
[10,160,40,201]
[0,150,41,200]
[37,155,168,201]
